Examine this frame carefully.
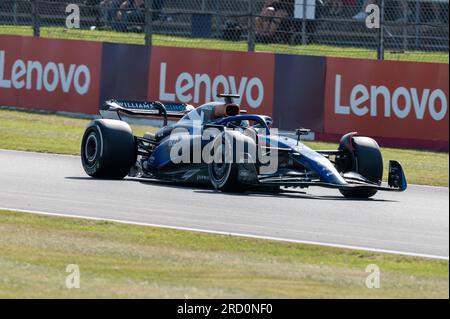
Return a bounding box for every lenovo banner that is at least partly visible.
[0,35,102,114]
[324,58,449,145]
[148,46,275,116]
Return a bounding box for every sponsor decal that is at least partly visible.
[0,50,91,95]
[158,62,265,109]
[324,58,449,141]
[118,100,157,110]
[0,35,101,114]
[334,74,447,121]
[149,46,274,116]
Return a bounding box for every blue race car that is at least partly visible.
[81,94,407,198]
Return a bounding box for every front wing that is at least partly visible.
[257,161,407,192]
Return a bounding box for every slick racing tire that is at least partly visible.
[339,136,383,199]
[208,146,241,193]
[208,133,245,193]
[209,160,241,192]
[81,119,137,179]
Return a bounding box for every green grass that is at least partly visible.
[1,25,448,63]
[0,109,150,155]
[0,109,448,186]
[0,210,447,298]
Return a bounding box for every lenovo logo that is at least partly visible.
[334,74,448,121]
[158,62,265,109]
[0,50,91,95]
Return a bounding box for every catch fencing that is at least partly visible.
[0,0,448,62]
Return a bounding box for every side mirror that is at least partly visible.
[295,128,311,145]
[296,128,311,136]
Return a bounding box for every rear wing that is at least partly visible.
[100,100,190,125]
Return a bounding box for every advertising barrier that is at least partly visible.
[324,58,449,149]
[148,46,275,116]
[0,35,448,150]
[0,35,101,114]
[273,54,326,132]
[100,42,151,104]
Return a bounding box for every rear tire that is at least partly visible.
[338,136,383,199]
[81,119,137,179]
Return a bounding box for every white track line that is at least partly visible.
[1,207,448,261]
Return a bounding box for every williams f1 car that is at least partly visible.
[81,94,407,198]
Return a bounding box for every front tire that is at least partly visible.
[209,161,241,192]
[208,133,243,192]
[81,119,137,179]
[338,136,383,199]
[208,141,242,192]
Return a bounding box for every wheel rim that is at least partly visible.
[85,132,99,164]
[212,162,227,179]
[211,143,231,185]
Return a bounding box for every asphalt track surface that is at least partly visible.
[0,150,448,259]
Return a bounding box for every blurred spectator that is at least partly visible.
[255,0,294,43]
[323,0,359,17]
[429,1,446,24]
[326,0,344,16]
[84,0,103,28]
[101,0,166,31]
[394,0,412,22]
[117,0,145,22]
[115,0,145,31]
[152,0,166,21]
[99,0,122,28]
[290,0,333,45]
[222,20,243,41]
[352,0,376,21]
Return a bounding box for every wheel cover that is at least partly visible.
[212,162,227,179]
[211,143,232,185]
[84,132,99,165]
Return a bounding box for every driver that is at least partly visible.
[228,119,250,130]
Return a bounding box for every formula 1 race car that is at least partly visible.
[81,94,407,198]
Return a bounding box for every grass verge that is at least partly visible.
[0,210,448,298]
[0,109,448,186]
[0,109,150,155]
[0,25,448,64]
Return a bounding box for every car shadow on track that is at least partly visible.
[128,177,397,203]
[192,189,396,202]
[65,176,121,181]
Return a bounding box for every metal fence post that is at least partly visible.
[377,0,385,60]
[247,0,255,52]
[31,0,40,37]
[145,0,154,46]
[414,0,420,48]
[402,5,408,52]
[301,0,307,45]
[13,0,18,25]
